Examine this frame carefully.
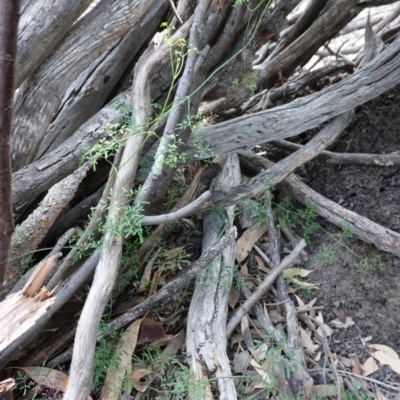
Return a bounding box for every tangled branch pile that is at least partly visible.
[1,0,400,398]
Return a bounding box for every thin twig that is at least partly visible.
[226,239,306,337]
[142,191,212,225]
[168,0,183,25]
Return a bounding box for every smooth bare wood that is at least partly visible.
[0,252,99,371]
[12,0,165,171]
[16,0,93,87]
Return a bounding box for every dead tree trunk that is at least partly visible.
[0,0,19,288]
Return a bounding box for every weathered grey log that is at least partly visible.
[16,0,93,87]
[202,0,359,114]
[183,34,400,160]
[12,27,400,211]
[2,162,92,299]
[35,1,168,158]
[11,91,130,212]
[140,114,352,225]
[241,59,353,113]
[187,154,240,400]
[12,0,167,171]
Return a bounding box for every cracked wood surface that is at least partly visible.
[12,0,165,171]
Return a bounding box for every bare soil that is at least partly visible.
[293,86,400,363]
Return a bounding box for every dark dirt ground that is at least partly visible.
[275,86,400,382]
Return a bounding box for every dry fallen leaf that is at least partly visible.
[371,351,400,375]
[228,286,241,309]
[282,267,316,279]
[137,318,167,345]
[300,328,319,355]
[250,359,271,386]
[102,319,143,400]
[236,224,267,263]
[255,255,271,273]
[316,312,333,337]
[363,356,379,377]
[18,367,68,392]
[330,316,355,329]
[290,277,318,289]
[369,344,399,359]
[234,350,252,373]
[130,369,154,392]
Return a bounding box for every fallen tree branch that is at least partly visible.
[187,154,240,400]
[2,162,92,299]
[141,191,212,225]
[195,113,352,213]
[49,226,237,366]
[273,139,400,166]
[0,252,99,370]
[0,0,19,290]
[226,239,306,337]
[63,18,192,398]
[238,151,400,258]
[108,226,237,333]
[182,34,400,160]
[201,0,359,115]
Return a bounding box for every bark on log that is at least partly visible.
[16,0,93,87]
[12,0,167,171]
[0,0,20,289]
